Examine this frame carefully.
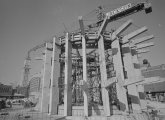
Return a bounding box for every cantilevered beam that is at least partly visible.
[136,48,150,54]
[122,26,148,44]
[136,42,154,49]
[131,35,154,45]
[111,19,133,41]
[124,79,144,86]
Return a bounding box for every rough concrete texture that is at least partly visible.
[49,38,61,115]
[40,42,52,113]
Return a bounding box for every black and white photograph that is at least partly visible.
[0,0,165,120]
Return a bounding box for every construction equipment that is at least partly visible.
[88,1,152,29]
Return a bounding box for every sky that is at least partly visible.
[0,0,165,85]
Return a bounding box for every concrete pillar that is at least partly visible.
[41,42,52,113]
[122,43,141,113]
[49,37,61,115]
[82,36,88,116]
[98,35,111,116]
[35,58,44,111]
[137,84,147,110]
[133,55,147,110]
[111,38,128,112]
[64,33,72,116]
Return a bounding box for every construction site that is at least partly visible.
[2,0,163,120]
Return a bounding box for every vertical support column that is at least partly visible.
[137,84,146,110]
[49,37,61,115]
[122,43,141,113]
[41,42,52,113]
[82,36,88,116]
[111,38,128,112]
[98,35,111,116]
[133,54,147,110]
[64,33,72,116]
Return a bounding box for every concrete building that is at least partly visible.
[0,83,13,98]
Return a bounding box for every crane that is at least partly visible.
[88,1,152,29]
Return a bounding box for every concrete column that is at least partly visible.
[98,35,111,116]
[82,36,88,116]
[64,33,72,116]
[133,55,147,110]
[35,59,44,111]
[137,84,147,110]
[41,42,52,113]
[111,38,128,112]
[49,37,61,115]
[122,43,141,113]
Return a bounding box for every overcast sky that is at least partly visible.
[0,0,165,85]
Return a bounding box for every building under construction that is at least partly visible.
[22,1,155,120]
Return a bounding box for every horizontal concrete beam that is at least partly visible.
[136,48,150,54]
[136,42,154,49]
[122,26,148,44]
[132,35,154,45]
[111,19,133,41]
[138,77,160,85]
[124,79,144,86]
